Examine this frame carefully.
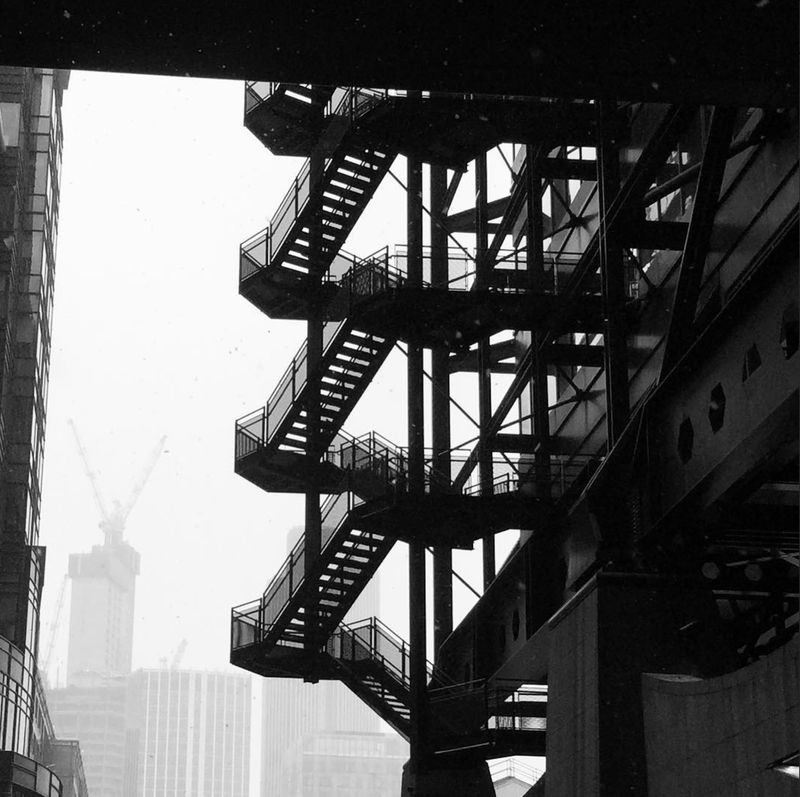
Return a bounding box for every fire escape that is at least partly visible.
[229,84,606,759]
[230,82,799,792]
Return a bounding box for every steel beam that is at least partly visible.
[430,164,454,655]
[446,195,511,233]
[303,151,325,669]
[406,152,428,758]
[596,100,631,448]
[475,152,495,588]
[452,105,697,492]
[660,106,737,377]
[1,3,795,104]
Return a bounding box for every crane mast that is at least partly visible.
[68,419,166,545]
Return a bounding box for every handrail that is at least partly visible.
[428,677,547,733]
[461,454,599,499]
[233,319,347,453]
[328,617,456,689]
[244,81,278,114]
[324,87,542,126]
[236,431,409,642]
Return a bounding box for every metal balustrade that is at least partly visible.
[462,454,600,499]
[335,245,590,306]
[234,319,376,457]
[239,148,393,292]
[233,430,407,650]
[429,678,547,735]
[327,617,455,689]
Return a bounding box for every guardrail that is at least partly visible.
[429,678,547,734]
[462,454,600,499]
[327,617,455,689]
[233,320,350,456]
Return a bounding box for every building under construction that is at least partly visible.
[2,4,795,796]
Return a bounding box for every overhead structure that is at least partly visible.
[0,1,796,106]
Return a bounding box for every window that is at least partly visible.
[0,103,21,148]
[677,417,694,463]
[780,303,798,359]
[707,383,726,432]
[741,344,762,381]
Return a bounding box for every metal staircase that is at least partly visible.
[327,618,416,737]
[244,82,335,155]
[239,141,396,319]
[327,618,547,756]
[233,432,406,655]
[235,320,395,491]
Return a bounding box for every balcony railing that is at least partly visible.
[336,245,589,304]
[323,87,535,126]
[462,454,600,500]
[429,678,547,735]
[244,81,279,115]
[244,82,320,116]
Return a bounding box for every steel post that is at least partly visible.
[303,149,325,673]
[430,164,453,655]
[407,153,428,759]
[526,147,551,497]
[475,152,495,588]
[596,101,630,448]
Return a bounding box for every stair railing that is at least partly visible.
[244,81,278,114]
[428,678,547,734]
[328,617,457,691]
[234,319,349,456]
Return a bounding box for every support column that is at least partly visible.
[596,101,630,448]
[525,147,551,498]
[406,154,428,760]
[546,572,726,796]
[303,150,325,672]
[430,165,453,655]
[475,152,495,589]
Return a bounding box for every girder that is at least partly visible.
[2,2,796,105]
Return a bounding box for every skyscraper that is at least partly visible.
[254,510,412,796]
[125,669,251,797]
[65,541,140,683]
[0,64,86,796]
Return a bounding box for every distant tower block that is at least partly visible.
[64,423,165,684]
[66,542,140,683]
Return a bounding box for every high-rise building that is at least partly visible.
[259,527,401,796]
[0,65,87,797]
[50,534,140,797]
[125,669,251,797]
[65,541,140,683]
[283,731,407,797]
[48,676,129,797]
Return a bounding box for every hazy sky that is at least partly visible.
[38,71,520,686]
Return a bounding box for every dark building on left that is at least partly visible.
[0,65,88,797]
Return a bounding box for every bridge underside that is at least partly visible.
[1,2,796,105]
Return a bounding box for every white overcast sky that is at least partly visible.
[39,70,521,684]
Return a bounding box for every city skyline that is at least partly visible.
[38,71,504,685]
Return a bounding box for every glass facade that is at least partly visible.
[0,66,76,797]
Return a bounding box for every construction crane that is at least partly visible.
[39,573,69,683]
[68,419,167,546]
[170,639,188,669]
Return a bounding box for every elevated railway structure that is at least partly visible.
[0,4,797,796]
[229,79,798,797]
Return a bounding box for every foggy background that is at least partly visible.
[38,70,527,790]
